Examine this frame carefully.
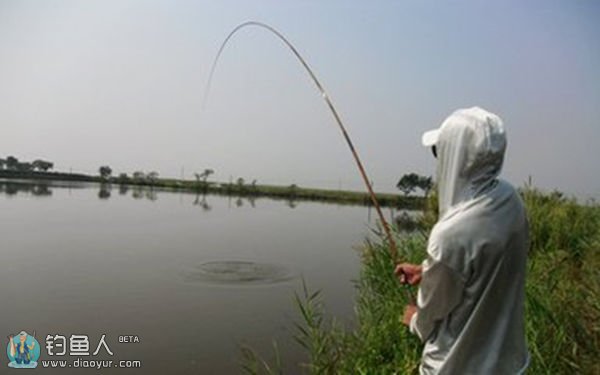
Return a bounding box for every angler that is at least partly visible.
[396,107,529,374]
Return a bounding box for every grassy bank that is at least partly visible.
[244,187,600,374]
[0,170,421,208]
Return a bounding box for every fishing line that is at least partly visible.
[202,21,399,263]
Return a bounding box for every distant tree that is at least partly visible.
[99,166,112,179]
[32,159,53,172]
[418,176,433,197]
[289,184,298,198]
[195,169,214,184]
[204,169,214,182]
[147,171,159,184]
[117,173,129,183]
[132,171,145,182]
[6,156,18,170]
[16,162,33,172]
[397,173,420,196]
[236,177,245,187]
[0,159,5,170]
[43,161,53,171]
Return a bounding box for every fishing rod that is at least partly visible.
[203,21,399,263]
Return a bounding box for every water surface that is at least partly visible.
[0,180,394,374]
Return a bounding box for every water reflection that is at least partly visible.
[0,181,53,197]
[0,180,423,230]
[286,198,298,209]
[98,183,111,199]
[118,184,129,195]
[0,179,372,374]
[146,188,158,202]
[0,178,426,374]
[104,183,303,211]
[130,185,158,201]
[193,194,212,211]
[247,196,256,208]
[393,209,426,233]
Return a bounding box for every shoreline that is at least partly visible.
[0,170,424,208]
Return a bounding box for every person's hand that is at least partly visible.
[403,304,417,326]
[395,263,422,285]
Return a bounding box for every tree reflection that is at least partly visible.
[286,198,297,209]
[394,210,424,233]
[0,181,53,197]
[118,184,129,195]
[193,193,212,211]
[235,197,244,207]
[98,184,111,199]
[145,188,157,202]
[129,185,158,202]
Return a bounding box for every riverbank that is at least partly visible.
[0,170,422,208]
[244,187,600,374]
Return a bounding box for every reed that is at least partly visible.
[242,187,600,374]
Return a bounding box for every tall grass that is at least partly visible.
[242,187,600,374]
[520,188,599,374]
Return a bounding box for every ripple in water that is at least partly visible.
[182,261,295,285]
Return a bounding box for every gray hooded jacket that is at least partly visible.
[410,107,529,374]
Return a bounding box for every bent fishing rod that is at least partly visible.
[203,21,399,263]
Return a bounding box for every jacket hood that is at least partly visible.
[435,107,507,217]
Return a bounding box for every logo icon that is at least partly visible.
[6,331,40,369]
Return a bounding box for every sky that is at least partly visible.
[0,0,598,199]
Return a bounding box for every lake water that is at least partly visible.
[0,179,401,374]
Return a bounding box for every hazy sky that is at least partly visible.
[1,0,598,198]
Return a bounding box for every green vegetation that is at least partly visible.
[243,187,599,374]
[99,165,112,179]
[195,169,214,184]
[0,167,420,208]
[396,173,433,197]
[0,157,423,207]
[520,188,599,373]
[0,155,53,172]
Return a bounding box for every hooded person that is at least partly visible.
[396,107,530,374]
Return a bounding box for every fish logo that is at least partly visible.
[6,331,40,369]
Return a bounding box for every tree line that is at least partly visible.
[98,166,160,184]
[2,156,431,199]
[99,166,218,187]
[0,156,53,172]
